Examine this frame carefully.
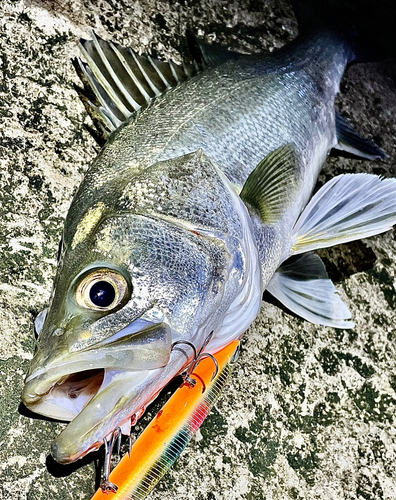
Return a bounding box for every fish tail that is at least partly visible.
[291,0,396,61]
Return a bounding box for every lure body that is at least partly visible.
[92,341,240,500]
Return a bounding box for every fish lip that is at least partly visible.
[51,436,96,464]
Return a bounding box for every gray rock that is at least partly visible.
[0,0,395,499]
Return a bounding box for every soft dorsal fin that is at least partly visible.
[186,30,245,67]
[240,144,300,224]
[75,32,202,139]
[334,112,386,160]
[266,252,354,328]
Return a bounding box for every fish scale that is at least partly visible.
[71,33,346,228]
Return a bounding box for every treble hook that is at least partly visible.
[100,427,122,493]
[171,331,219,392]
[126,433,134,457]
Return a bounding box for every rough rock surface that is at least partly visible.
[0,1,395,499]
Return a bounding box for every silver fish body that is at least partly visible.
[74,32,348,253]
[22,27,396,464]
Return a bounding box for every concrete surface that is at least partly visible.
[0,0,395,499]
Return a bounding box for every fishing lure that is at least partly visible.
[92,340,240,499]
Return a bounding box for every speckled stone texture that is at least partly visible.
[0,1,395,499]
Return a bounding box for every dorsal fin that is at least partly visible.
[186,30,245,67]
[240,144,300,224]
[75,32,202,140]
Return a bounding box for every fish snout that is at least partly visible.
[22,380,43,405]
[51,437,89,464]
[50,432,104,464]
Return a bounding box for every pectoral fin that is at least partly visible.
[240,144,300,224]
[334,112,386,160]
[266,253,354,328]
[292,173,396,253]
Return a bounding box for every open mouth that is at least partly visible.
[23,319,173,410]
[22,320,191,464]
[65,370,105,401]
[50,367,152,463]
[27,368,106,421]
[24,361,162,463]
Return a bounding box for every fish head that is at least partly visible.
[22,150,243,463]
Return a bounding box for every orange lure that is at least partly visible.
[90,340,240,500]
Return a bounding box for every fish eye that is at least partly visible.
[89,281,116,308]
[75,268,129,312]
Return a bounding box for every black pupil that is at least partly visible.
[89,281,116,308]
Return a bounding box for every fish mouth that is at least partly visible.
[50,368,151,463]
[22,319,189,463]
[23,319,172,409]
[24,368,106,421]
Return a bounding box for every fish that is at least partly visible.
[21,0,396,474]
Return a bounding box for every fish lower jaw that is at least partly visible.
[48,368,151,463]
[22,362,161,463]
[51,350,189,464]
[50,406,144,464]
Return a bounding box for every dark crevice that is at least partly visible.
[317,240,377,282]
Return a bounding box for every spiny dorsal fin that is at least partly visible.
[240,144,300,224]
[334,112,387,160]
[266,252,354,328]
[76,32,202,139]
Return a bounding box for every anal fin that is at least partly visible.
[266,253,354,328]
